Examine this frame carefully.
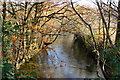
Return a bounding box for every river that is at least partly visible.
[20,34,103,78]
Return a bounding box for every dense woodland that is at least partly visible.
[0,0,120,79]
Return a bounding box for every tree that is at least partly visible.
[116,0,120,43]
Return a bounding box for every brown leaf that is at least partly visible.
[47,66,50,69]
[60,64,63,67]
[54,67,58,69]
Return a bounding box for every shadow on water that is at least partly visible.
[20,34,99,78]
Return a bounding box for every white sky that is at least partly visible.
[1,0,118,8]
[72,0,118,8]
[75,0,95,7]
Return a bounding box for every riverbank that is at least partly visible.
[75,33,120,79]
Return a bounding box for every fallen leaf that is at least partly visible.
[55,67,58,69]
[47,66,50,69]
[60,64,63,67]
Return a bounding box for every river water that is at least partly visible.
[21,34,101,78]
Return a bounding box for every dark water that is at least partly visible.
[21,34,103,78]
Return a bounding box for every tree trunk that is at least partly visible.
[116,0,120,43]
[2,2,6,57]
[2,1,6,78]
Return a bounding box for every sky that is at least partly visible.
[1,0,118,8]
[73,0,96,7]
[73,0,118,8]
